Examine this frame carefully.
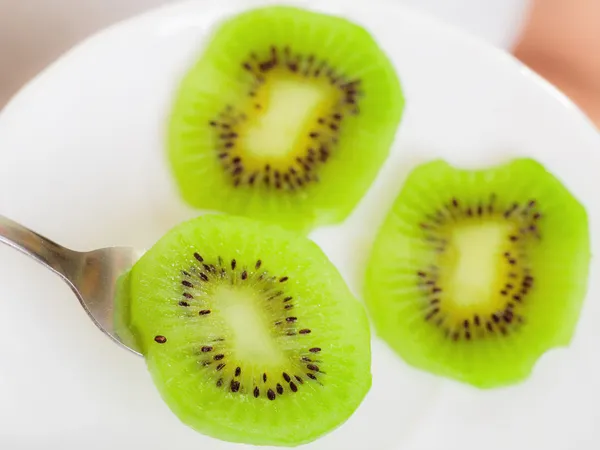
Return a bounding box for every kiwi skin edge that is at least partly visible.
[113,270,146,355]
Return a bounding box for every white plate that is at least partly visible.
[1,0,599,449]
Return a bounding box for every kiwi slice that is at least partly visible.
[364,158,590,388]
[128,214,371,445]
[168,6,404,233]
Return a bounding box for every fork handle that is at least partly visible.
[0,215,77,279]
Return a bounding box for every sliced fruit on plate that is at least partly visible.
[128,214,371,446]
[364,158,590,388]
[168,5,404,233]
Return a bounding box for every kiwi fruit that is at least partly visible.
[364,158,590,388]
[168,6,404,233]
[113,271,135,351]
[127,214,371,446]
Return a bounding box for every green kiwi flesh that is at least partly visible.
[128,215,371,446]
[168,6,404,233]
[364,158,590,388]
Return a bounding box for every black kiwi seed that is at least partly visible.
[182,280,193,288]
[179,254,328,400]
[425,308,439,321]
[154,335,167,344]
[415,197,538,341]
[213,48,364,190]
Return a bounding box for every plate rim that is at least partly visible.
[1,0,598,140]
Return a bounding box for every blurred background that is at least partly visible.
[0,0,599,127]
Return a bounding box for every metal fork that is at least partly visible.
[0,214,142,355]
